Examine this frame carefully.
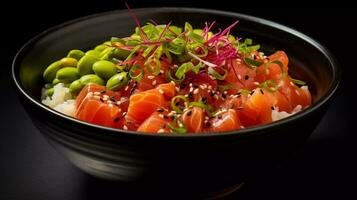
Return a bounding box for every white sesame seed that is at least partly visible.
[123,125,128,130]
[157,129,165,133]
[200,85,205,89]
[93,95,100,99]
[238,74,242,80]
[240,126,245,129]
[124,86,129,91]
[205,116,209,120]
[152,80,157,86]
[102,97,108,101]
[107,100,113,104]
[208,85,212,90]
[224,91,228,94]
[214,95,219,99]
[193,88,199,94]
[295,89,300,96]
[108,104,113,107]
[116,101,121,105]
[158,114,164,118]
[254,82,260,86]
[290,81,294,86]
[158,89,164,94]
[189,83,193,87]
[94,92,100,95]
[178,122,184,127]
[184,94,189,97]
[160,70,164,74]
[175,87,180,92]
[103,95,109,99]
[189,87,193,92]
[147,75,155,79]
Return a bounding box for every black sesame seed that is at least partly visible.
[202,97,208,104]
[114,117,120,122]
[210,92,215,97]
[158,72,162,76]
[244,75,249,80]
[157,108,165,112]
[180,83,187,89]
[271,106,275,110]
[100,98,104,102]
[175,101,180,106]
[222,93,227,99]
[193,84,199,88]
[188,92,193,99]
[250,90,255,96]
[100,90,106,94]
[217,115,222,119]
[186,110,192,116]
[110,97,116,102]
[164,115,169,119]
[260,89,264,95]
[170,116,175,120]
[121,112,127,117]
[205,122,211,127]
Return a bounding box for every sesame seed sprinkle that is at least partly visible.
[158,89,164,94]
[123,125,128,130]
[147,75,155,79]
[157,129,165,133]
[152,80,157,86]
[193,88,199,94]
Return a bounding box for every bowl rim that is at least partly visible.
[11,7,341,138]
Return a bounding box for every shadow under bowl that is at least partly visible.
[12,7,340,198]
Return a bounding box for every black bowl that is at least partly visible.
[12,7,340,198]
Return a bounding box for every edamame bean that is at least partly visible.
[52,78,60,85]
[77,55,99,76]
[56,67,79,83]
[60,57,77,68]
[69,79,84,95]
[108,48,130,60]
[85,50,101,58]
[46,88,54,97]
[67,49,85,60]
[94,44,108,52]
[106,72,129,91]
[80,74,105,85]
[92,60,117,80]
[43,61,61,83]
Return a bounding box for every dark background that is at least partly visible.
[1,1,356,199]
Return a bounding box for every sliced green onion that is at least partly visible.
[142,45,156,58]
[188,32,205,44]
[191,62,205,74]
[188,101,212,111]
[259,79,279,92]
[244,57,263,68]
[208,66,227,80]
[218,84,235,92]
[291,78,306,86]
[145,57,161,75]
[184,22,193,33]
[125,45,141,61]
[167,121,187,134]
[166,69,184,84]
[268,60,287,77]
[187,42,208,57]
[168,37,185,55]
[239,89,252,95]
[175,62,194,79]
[129,65,144,81]
[171,95,189,113]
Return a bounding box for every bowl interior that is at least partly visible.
[14,8,338,129]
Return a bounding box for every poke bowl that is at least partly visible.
[12,7,340,198]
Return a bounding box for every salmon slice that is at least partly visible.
[156,82,176,98]
[238,88,275,126]
[182,107,204,133]
[226,60,257,92]
[137,112,170,133]
[255,51,289,83]
[278,77,312,109]
[126,89,167,123]
[207,109,241,132]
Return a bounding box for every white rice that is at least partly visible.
[41,83,75,117]
[272,105,302,121]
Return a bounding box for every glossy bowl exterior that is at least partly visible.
[12,8,340,197]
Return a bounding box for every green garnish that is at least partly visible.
[243,57,263,68]
[208,66,227,80]
[218,84,235,92]
[171,95,189,113]
[259,79,279,92]
[129,65,144,81]
[291,78,306,86]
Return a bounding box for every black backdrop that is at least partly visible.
[1,1,356,199]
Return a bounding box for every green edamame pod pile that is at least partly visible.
[42,39,131,96]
